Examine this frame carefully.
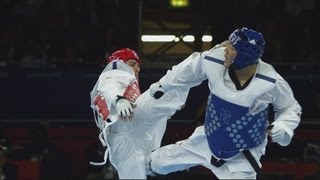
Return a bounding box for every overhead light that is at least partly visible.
[141,35,178,42]
[182,35,194,42]
[141,35,212,43]
[202,35,213,42]
[170,0,189,8]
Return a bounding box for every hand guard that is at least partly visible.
[149,82,167,99]
[269,125,291,146]
[115,96,134,118]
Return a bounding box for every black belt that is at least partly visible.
[243,150,261,177]
[210,156,226,167]
[210,150,261,176]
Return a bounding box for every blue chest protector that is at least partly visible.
[201,48,276,159]
[204,94,268,159]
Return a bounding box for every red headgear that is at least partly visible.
[107,48,141,66]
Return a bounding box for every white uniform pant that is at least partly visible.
[107,87,191,179]
[150,126,267,179]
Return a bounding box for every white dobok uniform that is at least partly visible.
[90,60,199,179]
[149,47,302,179]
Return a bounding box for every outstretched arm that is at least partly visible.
[157,51,208,92]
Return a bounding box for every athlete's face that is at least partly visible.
[224,40,237,68]
[125,59,140,79]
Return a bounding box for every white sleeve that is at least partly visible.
[97,70,135,106]
[271,74,302,145]
[159,51,208,91]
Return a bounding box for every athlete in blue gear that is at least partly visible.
[147,27,302,179]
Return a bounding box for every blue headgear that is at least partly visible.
[229,27,265,70]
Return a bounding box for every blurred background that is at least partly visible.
[0,0,319,179]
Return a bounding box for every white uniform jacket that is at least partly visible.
[90,60,198,179]
[150,46,302,179]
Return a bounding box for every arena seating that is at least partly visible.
[2,123,320,180]
[9,160,41,180]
